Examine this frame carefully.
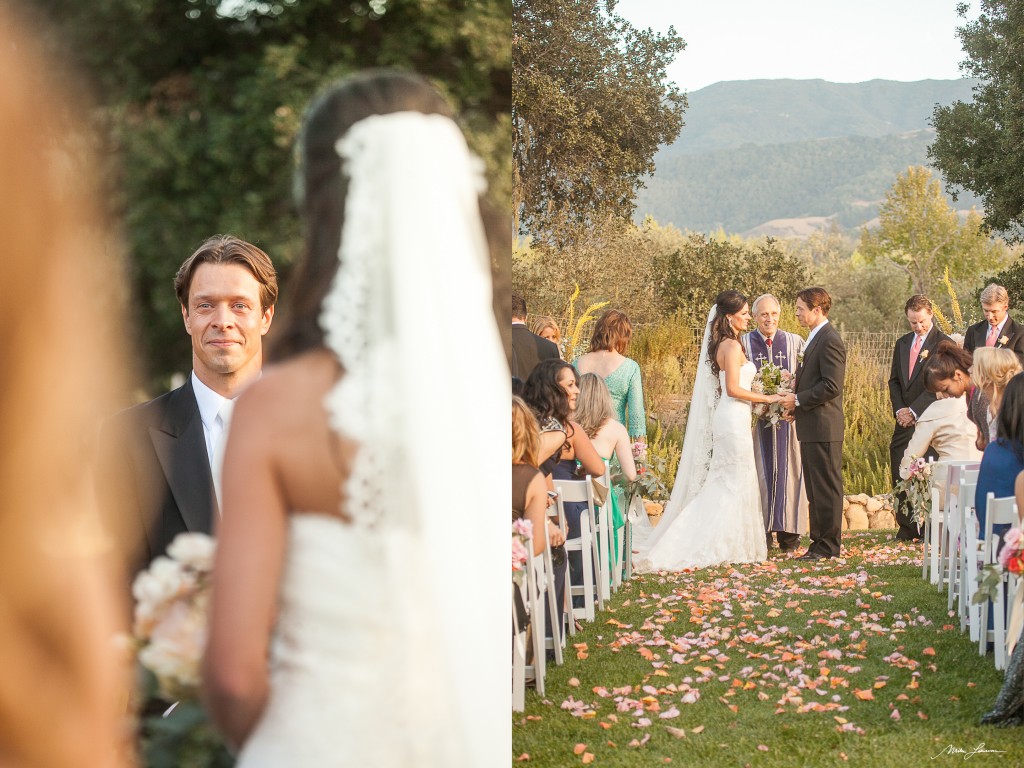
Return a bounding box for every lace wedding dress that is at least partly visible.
[636,361,767,571]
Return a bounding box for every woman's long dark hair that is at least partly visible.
[269,71,456,362]
[707,290,748,377]
[522,359,575,425]
[922,339,973,393]
[996,372,1024,462]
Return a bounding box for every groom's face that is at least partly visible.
[795,298,818,328]
[182,262,274,385]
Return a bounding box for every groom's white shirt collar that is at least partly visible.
[805,318,829,348]
[192,372,231,462]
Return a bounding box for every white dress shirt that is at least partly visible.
[191,371,230,465]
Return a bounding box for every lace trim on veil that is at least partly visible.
[318,112,486,531]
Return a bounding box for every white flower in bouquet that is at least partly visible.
[166,532,216,571]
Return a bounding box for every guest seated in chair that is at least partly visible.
[976,372,1024,535]
[971,347,1022,450]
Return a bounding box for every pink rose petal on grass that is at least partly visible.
[659,706,681,719]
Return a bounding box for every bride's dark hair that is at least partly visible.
[707,290,748,377]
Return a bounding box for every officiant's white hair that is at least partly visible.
[752,294,781,314]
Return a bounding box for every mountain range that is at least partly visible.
[634,78,981,236]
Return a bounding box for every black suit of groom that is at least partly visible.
[96,377,216,573]
[793,321,847,558]
[888,324,948,539]
[511,322,559,381]
[964,316,1024,367]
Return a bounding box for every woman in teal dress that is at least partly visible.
[575,309,647,442]
[573,373,638,573]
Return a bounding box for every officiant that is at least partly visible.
[742,294,809,552]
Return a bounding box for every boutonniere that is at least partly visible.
[1000,335,1010,346]
[797,352,805,365]
[919,349,929,360]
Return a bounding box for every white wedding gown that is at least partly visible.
[236,514,461,767]
[637,361,768,571]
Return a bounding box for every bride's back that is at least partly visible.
[235,348,354,520]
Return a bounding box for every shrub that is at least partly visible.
[842,340,893,496]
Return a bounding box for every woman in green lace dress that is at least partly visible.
[575,310,647,442]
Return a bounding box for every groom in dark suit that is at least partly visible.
[889,294,948,540]
[780,287,847,560]
[97,235,278,573]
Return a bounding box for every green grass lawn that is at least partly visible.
[512,531,1018,767]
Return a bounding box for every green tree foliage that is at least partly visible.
[857,166,1007,296]
[513,0,685,240]
[652,235,811,326]
[22,0,509,388]
[930,0,1024,236]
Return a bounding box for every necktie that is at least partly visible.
[987,324,998,347]
[212,398,235,510]
[908,335,923,378]
[765,336,773,347]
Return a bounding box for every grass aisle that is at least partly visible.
[512,531,1018,766]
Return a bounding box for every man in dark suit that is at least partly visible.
[889,294,949,540]
[780,287,847,560]
[964,283,1024,366]
[97,235,278,573]
[511,292,559,380]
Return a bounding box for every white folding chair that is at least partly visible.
[546,500,572,644]
[948,476,977,616]
[943,466,979,598]
[923,459,975,584]
[539,521,564,666]
[979,494,1019,669]
[593,476,612,605]
[553,476,603,623]
[602,465,625,594]
[958,481,982,639]
[512,583,527,712]
[523,541,546,696]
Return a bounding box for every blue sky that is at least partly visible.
[614,0,978,92]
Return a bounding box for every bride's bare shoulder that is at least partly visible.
[239,350,338,415]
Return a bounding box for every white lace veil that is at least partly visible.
[641,305,720,551]
[319,111,508,764]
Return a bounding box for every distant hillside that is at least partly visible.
[635,78,981,235]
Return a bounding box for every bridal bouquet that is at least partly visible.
[975,528,1024,605]
[132,533,233,766]
[133,532,215,701]
[893,456,932,527]
[750,360,794,426]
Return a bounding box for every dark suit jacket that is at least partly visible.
[511,323,559,381]
[96,378,216,572]
[964,316,1024,365]
[888,324,948,419]
[794,322,846,443]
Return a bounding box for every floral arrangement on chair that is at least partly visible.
[974,527,1024,604]
[893,455,932,527]
[131,532,232,766]
[512,518,533,586]
[750,360,794,427]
